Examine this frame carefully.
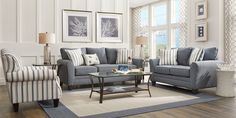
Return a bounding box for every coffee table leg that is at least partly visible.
[135,75,138,93]
[147,75,152,97]
[99,77,104,103]
[89,75,94,98]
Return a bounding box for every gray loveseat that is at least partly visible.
[57,48,143,90]
[150,47,223,93]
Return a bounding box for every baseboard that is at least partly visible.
[0,78,6,85]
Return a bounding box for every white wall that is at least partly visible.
[0,0,129,85]
[188,0,224,60]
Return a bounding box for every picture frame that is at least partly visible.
[195,1,208,20]
[62,9,92,42]
[195,22,208,42]
[96,12,123,43]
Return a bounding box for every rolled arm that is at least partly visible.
[57,59,75,85]
[6,67,57,82]
[132,58,144,68]
[149,58,160,72]
[190,60,224,89]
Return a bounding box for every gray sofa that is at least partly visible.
[150,47,223,93]
[57,48,143,90]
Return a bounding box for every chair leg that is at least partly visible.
[13,103,19,112]
[53,99,59,107]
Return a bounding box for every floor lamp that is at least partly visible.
[136,36,147,59]
[39,32,55,64]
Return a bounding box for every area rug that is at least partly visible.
[39,85,221,118]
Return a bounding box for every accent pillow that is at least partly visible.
[65,49,84,66]
[4,53,22,72]
[83,54,100,66]
[177,48,193,66]
[189,48,204,65]
[86,48,108,64]
[159,49,178,65]
[203,47,218,60]
[116,48,128,64]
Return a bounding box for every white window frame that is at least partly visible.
[138,0,182,58]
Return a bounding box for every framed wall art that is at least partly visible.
[62,9,92,42]
[195,1,208,20]
[96,12,123,43]
[195,22,208,42]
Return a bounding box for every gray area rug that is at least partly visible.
[39,85,221,118]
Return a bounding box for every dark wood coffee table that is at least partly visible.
[88,72,152,103]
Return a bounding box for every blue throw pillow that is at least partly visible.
[177,48,193,66]
[203,47,218,60]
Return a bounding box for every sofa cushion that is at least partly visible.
[86,48,108,64]
[155,65,190,77]
[105,48,117,64]
[75,66,97,76]
[95,64,137,73]
[169,66,190,77]
[203,47,218,60]
[60,48,86,60]
[177,48,193,66]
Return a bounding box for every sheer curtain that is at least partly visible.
[224,0,236,65]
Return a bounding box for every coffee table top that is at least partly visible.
[88,71,152,78]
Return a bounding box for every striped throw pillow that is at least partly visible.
[189,48,204,65]
[65,49,84,66]
[4,53,22,72]
[116,48,128,64]
[159,49,178,65]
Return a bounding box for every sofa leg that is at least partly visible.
[192,89,199,94]
[53,99,59,107]
[13,103,19,112]
[152,81,156,86]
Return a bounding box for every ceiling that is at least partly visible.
[129,0,160,8]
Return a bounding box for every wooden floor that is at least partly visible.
[0,86,236,118]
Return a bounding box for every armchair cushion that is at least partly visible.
[6,66,57,82]
[4,53,22,72]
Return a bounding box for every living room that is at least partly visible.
[0,0,234,118]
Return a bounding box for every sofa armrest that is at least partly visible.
[149,58,160,72]
[57,59,75,85]
[132,58,144,68]
[190,60,224,89]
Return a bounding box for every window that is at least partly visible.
[132,0,187,58]
[140,6,149,27]
[152,2,167,26]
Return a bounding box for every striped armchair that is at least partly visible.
[1,49,62,112]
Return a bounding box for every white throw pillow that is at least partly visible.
[116,48,128,64]
[189,48,204,65]
[83,54,100,66]
[65,49,84,66]
[159,49,178,65]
